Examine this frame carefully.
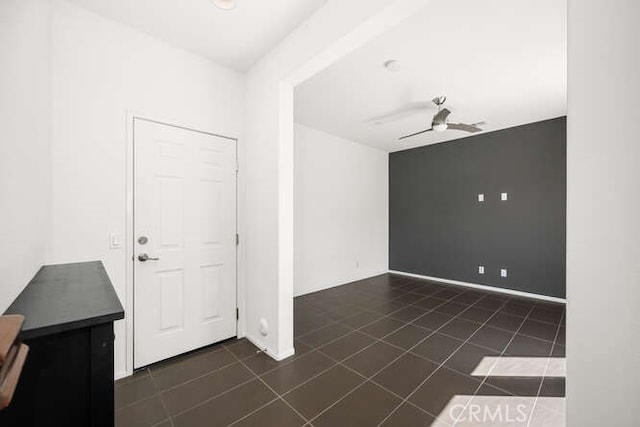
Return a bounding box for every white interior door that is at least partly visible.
[134,118,237,368]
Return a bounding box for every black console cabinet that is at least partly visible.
[0,261,124,427]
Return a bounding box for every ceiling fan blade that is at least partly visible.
[433,108,451,124]
[368,102,432,125]
[399,128,433,140]
[447,122,483,133]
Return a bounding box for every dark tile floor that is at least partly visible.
[115,273,566,427]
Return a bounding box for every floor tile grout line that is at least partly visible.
[525,308,567,427]
[308,292,509,426]
[226,349,312,427]
[164,343,349,424]
[452,308,562,342]
[165,365,266,420]
[294,286,421,339]
[376,297,514,426]
[271,297,500,381]
[147,280,559,423]
[225,396,281,427]
[297,306,555,377]
[117,277,563,425]
[145,367,176,427]
[448,298,539,413]
[116,367,177,415]
[296,287,469,361]
[166,370,291,423]
[150,421,170,427]
[295,320,356,343]
[148,343,236,377]
[146,345,242,395]
[296,280,554,346]
[296,279,476,337]
[294,279,562,424]
[250,282,552,408]
[166,343,364,424]
[334,306,495,373]
[297,290,479,425]
[115,391,164,413]
[314,322,483,388]
[309,288,529,390]
[115,368,162,412]
[114,367,152,389]
[295,317,343,339]
[320,347,459,425]
[260,292,467,425]
[240,359,312,424]
[295,277,412,302]
[298,275,562,325]
[470,304,536,394]
[303,380,369,425]
[151,339,307,409]
[300,285,493,363]
[451,304,538,427]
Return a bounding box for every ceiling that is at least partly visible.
[65,0,327,71]
[295,0,566,152]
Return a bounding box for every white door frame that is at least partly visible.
[123,111,243,377]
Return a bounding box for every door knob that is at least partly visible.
[138,253,160,262]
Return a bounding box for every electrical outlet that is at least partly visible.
[501,269,508,277]
[501,192,508,201]
[478,193,484,202]
[478,266,485,274]
[356,261,360,269]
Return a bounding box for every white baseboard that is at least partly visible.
[294,269,389,297]
[388,270,566,304]
[273,347,295,361]
[244,334,295,361]
[115,370,129,381]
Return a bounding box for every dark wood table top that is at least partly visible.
[4,261,124,340]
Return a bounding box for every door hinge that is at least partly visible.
[236,233,239,246]
[236,308,239,320]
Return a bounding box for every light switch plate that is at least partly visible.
[501,192,508,201]
[501,268,508,277]
[110,233,123,249]
[478,194,484,202]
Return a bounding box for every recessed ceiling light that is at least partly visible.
[211,0,236,10]
[383,59,400,72]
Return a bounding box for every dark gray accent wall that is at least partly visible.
[389,117,566,298]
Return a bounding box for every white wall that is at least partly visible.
[47,0,244,378]
[0,0,51,312]
[567,1,640,425]
[243,0,429,360]
[294,124,388,296]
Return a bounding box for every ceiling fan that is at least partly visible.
[398,96,485,140]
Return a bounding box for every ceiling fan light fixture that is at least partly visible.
[433,123,448,132]
[211,0,237,10]
[397,96,485,141]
